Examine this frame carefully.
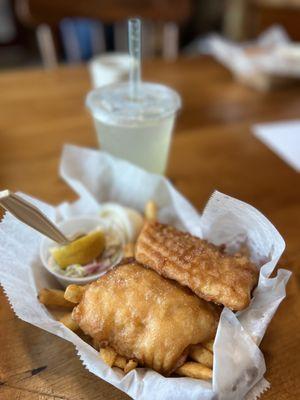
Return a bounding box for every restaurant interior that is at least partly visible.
[0,1,299,400]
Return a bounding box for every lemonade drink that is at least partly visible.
[86,82,181,174]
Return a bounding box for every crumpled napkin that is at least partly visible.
[0,144,291,400]
[206,26,300,90]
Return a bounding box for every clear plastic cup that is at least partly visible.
[88,53,131,88]
[86,82,181,174]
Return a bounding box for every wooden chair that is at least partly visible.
[15,0,192,68]
[224,0,300,41]
[248,0,300,40]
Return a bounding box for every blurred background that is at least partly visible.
[1,0,300,70]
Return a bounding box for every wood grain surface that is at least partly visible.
[0,57,299,399]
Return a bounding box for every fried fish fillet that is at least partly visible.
[72,262,218,375]
[135,222,258,311]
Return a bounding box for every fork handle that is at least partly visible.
[0,190,69,245]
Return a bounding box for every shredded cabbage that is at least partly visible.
[48,224,123,278]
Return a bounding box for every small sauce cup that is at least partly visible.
[40,216,124,287]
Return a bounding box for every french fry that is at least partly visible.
[202,339,214,353]
[64,284,85,304]
[92,338,100,350]
[144,200,157,222]
[100,347,137,373]
[175,362,212,380]
[124,359,138,373]
[189,345,213,368]
[114,355,127,369]
[38,288,74,309]
[59,313,79,331]
[100,347,117,367]
[123,243,135,258]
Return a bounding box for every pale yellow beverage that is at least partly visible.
[86,82,181,174]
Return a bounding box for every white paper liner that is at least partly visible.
[0,144,291,400]
[245,378,270,400]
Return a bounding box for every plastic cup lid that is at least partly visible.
[86,81,181,127]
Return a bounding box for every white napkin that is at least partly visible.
[253,120,300,173]
[206,26,300,90]
[0,144,291,400]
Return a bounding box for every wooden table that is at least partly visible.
[0,57,299,400]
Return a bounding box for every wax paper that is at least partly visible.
[0,144,291,400]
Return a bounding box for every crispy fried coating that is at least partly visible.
[72,262,218,375]
[135,222,258,311]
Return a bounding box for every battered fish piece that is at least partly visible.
[72,262,218,375]
[135,222,258,311]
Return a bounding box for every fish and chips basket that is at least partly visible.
[0,144,291,400]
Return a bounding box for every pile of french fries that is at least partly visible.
[38,200,215,381]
